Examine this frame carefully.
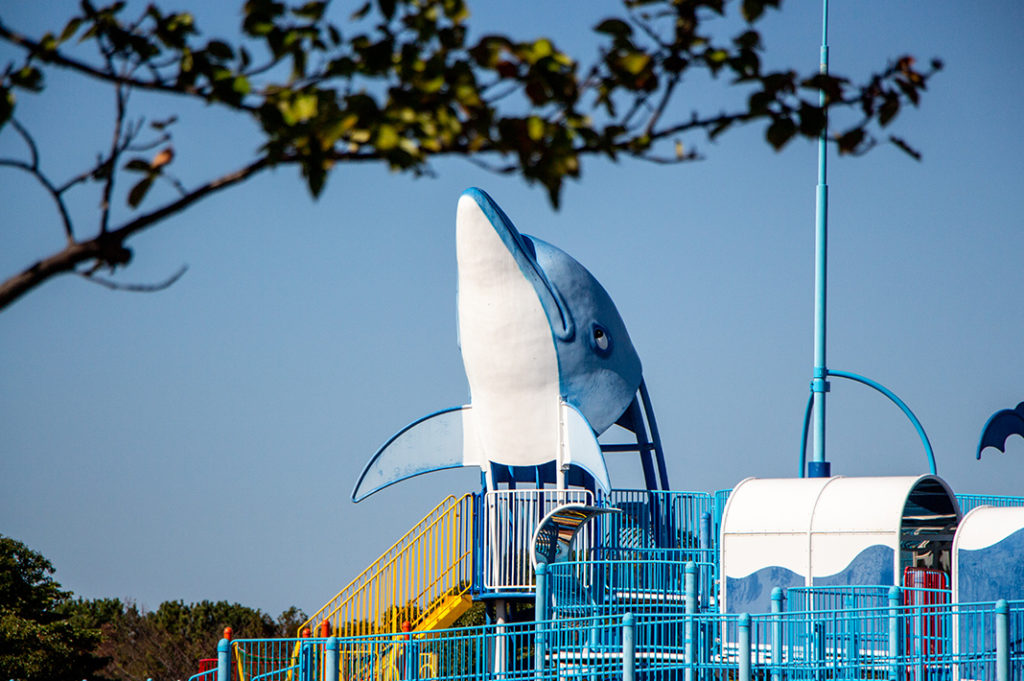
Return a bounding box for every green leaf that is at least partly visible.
[378,0,396,20]
[287,93,318,122]
[765,116,796,150]
[797,103,825,137]
[617,51,651,76]
[123,158,152,173]
[527,116,545,141]
[878,94,900,127]
[0,88,13,130]
[837,127,865,154]
[59,17,83,43]
[127,175,155,208]
[11,66,43,92]
[351,2,372,20]
[207,40,233,61]
[594,18,632,39]
[376,124,399,150]
[294,1,327,20]
[741,0,765,22]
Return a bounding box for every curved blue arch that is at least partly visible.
[799,369,936,477]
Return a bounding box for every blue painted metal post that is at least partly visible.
[809,0,831,479]
[699,511,712,551]
[996,600,1009,681]
[684,562,697,681]
[770,587,783,681]
[738,613,752,681]
[534,562,547,677]
[843,595,857,677]
[888,586,902,681]
[325,637,339,681]
[217,638,230,681]
[622,613,636,681]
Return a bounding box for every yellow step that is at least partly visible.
[415,593,474,632]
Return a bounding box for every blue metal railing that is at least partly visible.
[957,492,1024,514]
[210,598,1024,681]
[185,668,218,681]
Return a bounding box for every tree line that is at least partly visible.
[0,534,306,681]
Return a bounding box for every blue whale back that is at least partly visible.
[529,236,642,434]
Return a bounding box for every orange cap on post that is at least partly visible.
[223,627,233,641]
[319,620,331,637]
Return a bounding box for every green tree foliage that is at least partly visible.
[0,535,106,681]
[0,0,940,310]
[83,598,306,681]
[0,535,306,681]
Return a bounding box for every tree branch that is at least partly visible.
[0,155,272,312]
[78,264,188,292]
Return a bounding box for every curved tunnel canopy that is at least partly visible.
[721,475,961,613]
[531,504,621,567]
[952,506,1024,603]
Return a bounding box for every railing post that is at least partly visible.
[534,562,547,678]
[996,599,1009,681]
[843,595,856,676]
[623,613,635,681]
[770,587,783,681]
[402,621,416,681]
[888,586,902,681]
[217,638,230,681]
[738,613,752,681]
[684,562,697,681]
[699,511,712,551]
[325,637,339,681]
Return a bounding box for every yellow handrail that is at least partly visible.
[301,494,473,639]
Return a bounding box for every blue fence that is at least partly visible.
[957,493,1024,514]
[212,598,1023,681]
[547,558,716,620]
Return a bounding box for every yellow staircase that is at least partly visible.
[301,494,475,639]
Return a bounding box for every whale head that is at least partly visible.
[351,188,648,502]
[456,187,642,468]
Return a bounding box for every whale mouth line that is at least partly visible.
[462,188,575,342]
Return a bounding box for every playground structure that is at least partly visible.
[186,184,1024,681]
[204,484,1024,681]
[186,7,1024,664]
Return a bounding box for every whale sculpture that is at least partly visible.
[352,188,656,501]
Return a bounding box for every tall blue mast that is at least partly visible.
[799,0,936,478]
[809,0,831,478]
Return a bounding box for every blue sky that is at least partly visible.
[2,1,1022,618]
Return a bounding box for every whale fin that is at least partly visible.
[352,406,484,502]
[561,402,611,494]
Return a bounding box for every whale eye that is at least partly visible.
[590,323,612,356]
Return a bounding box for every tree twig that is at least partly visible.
[78,264,188,292]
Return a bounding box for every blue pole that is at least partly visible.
[770,588,783,681]
[325,637,339,681]
[217,638,230,681]
[622,613,636,681]
[888,586,902,681]
[684,562,697,681]
[996,600,1009,681]
[738,613,752,681]
[810,0,831,478]
[534,562,547,677]
[699,511,711,552]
